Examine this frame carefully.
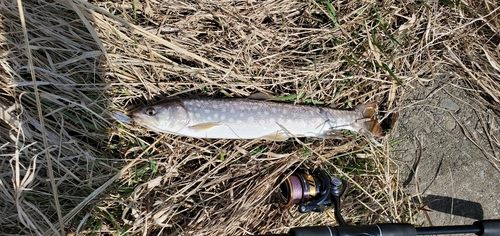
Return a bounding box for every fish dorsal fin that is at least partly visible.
[188,122,222,132]
[260,131,289,141]
[248,92,273,100]
[327,104,338,109]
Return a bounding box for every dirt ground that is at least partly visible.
[393,69,500,232]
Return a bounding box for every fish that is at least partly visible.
[131,98,383,141]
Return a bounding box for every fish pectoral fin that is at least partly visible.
[260,132,289,141]
[188,122,222,132]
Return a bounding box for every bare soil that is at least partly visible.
[393,70,500,231]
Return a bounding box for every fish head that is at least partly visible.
[132,101,190,133]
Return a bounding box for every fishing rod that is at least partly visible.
[258,220,500,236]
[258,167,500,236]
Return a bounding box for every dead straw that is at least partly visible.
[1,0,499,235]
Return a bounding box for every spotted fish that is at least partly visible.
[131,98,383,140]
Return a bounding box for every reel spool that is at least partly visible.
[279,170,325,207]
[277,167,348,224]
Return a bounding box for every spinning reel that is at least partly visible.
[277,167,348,225]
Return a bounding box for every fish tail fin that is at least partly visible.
[355,102,384,136]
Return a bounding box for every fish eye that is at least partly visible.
[145,107,156,116]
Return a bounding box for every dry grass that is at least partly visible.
[0,0,499,235]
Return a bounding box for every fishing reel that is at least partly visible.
[277,167,348,225]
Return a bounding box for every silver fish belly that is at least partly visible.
[131,98,382,140]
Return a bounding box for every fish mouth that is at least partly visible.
[129,111,142,122]
[130,110,145,120]
[113,111,133,124]
[130,112,140,123]
[131,111,159,128]
[130,111,139,120]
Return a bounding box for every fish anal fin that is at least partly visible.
[323,130,344,140]
[188,122,222,132]
[260,132,289,141]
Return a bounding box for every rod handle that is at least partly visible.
[289,224,416,236]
